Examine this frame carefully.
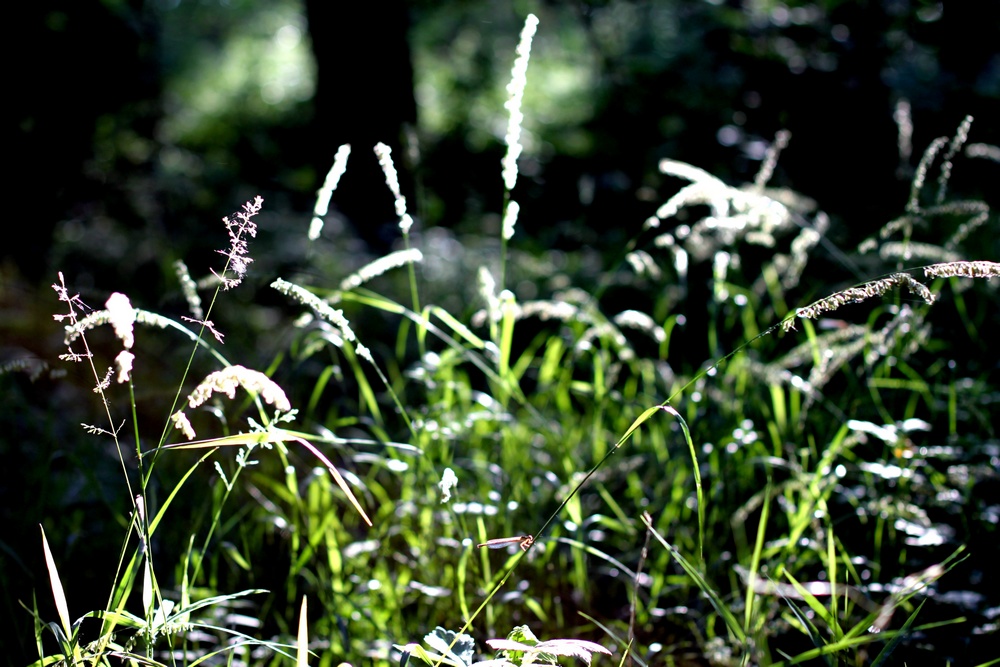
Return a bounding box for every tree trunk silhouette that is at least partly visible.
[304,0,417,251]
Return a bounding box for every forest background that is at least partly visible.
[2,0,998,665]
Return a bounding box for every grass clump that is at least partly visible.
[16,13,999,667]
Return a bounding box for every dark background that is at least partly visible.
[3,0,998,663]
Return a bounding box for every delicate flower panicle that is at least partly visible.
[502,201,520,241]
[186,364,291,412]
[216,196,263,289]
[339,248,423,291]
[785,273,936,332]
[924,261,1000,279]
[271,278,356,343]
[105,292,136,350]
[374,142,413,234]
[501,13,539,192]
[310,144,352,241]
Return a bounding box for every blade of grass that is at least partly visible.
[39,526,72,642]
[641,512,746,645]
[159,429,372,526]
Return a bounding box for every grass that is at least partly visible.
[12,13,1000,667]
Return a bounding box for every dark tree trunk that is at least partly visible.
[304,0,418,251]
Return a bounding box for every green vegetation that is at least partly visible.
[12,13,999,667]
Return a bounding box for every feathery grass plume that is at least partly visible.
[924,261,1000,279]
[310,144,351,240]
[271,277,356,344]
[170,410,196,440]
[339,248,424,291]
[174,259,203,319]
[965,142,1000,162]
[501,13,539,192]
[652,156,799,261]
[787,273,936,331]
[105,292,136,350]
[907,137,948,213]
[215,196,262,289]
[502,200,520,241]
[186,365,291,412]
[374,142,413,234]
[935,115,973,205]
[115,351,134,384]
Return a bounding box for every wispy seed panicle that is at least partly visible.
[115,351,135,384]
[936,115,973,205]
[170,410,196,441]
[170,365,292,441]
[271,278,356,343]
[105,292,136,350]
[502,200,520,241]
[787,273,936,331]
[501,14,539,192]
[174,260,203,320]
[339,248,423,292]
[216,196,263,289]
[186,364,291,412]
[310,144,351,240]
[374,142,413,234]
[924,261,1000,280]
[907,137,947,213]
[965,142,1000,162]
[754,129,791,189]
